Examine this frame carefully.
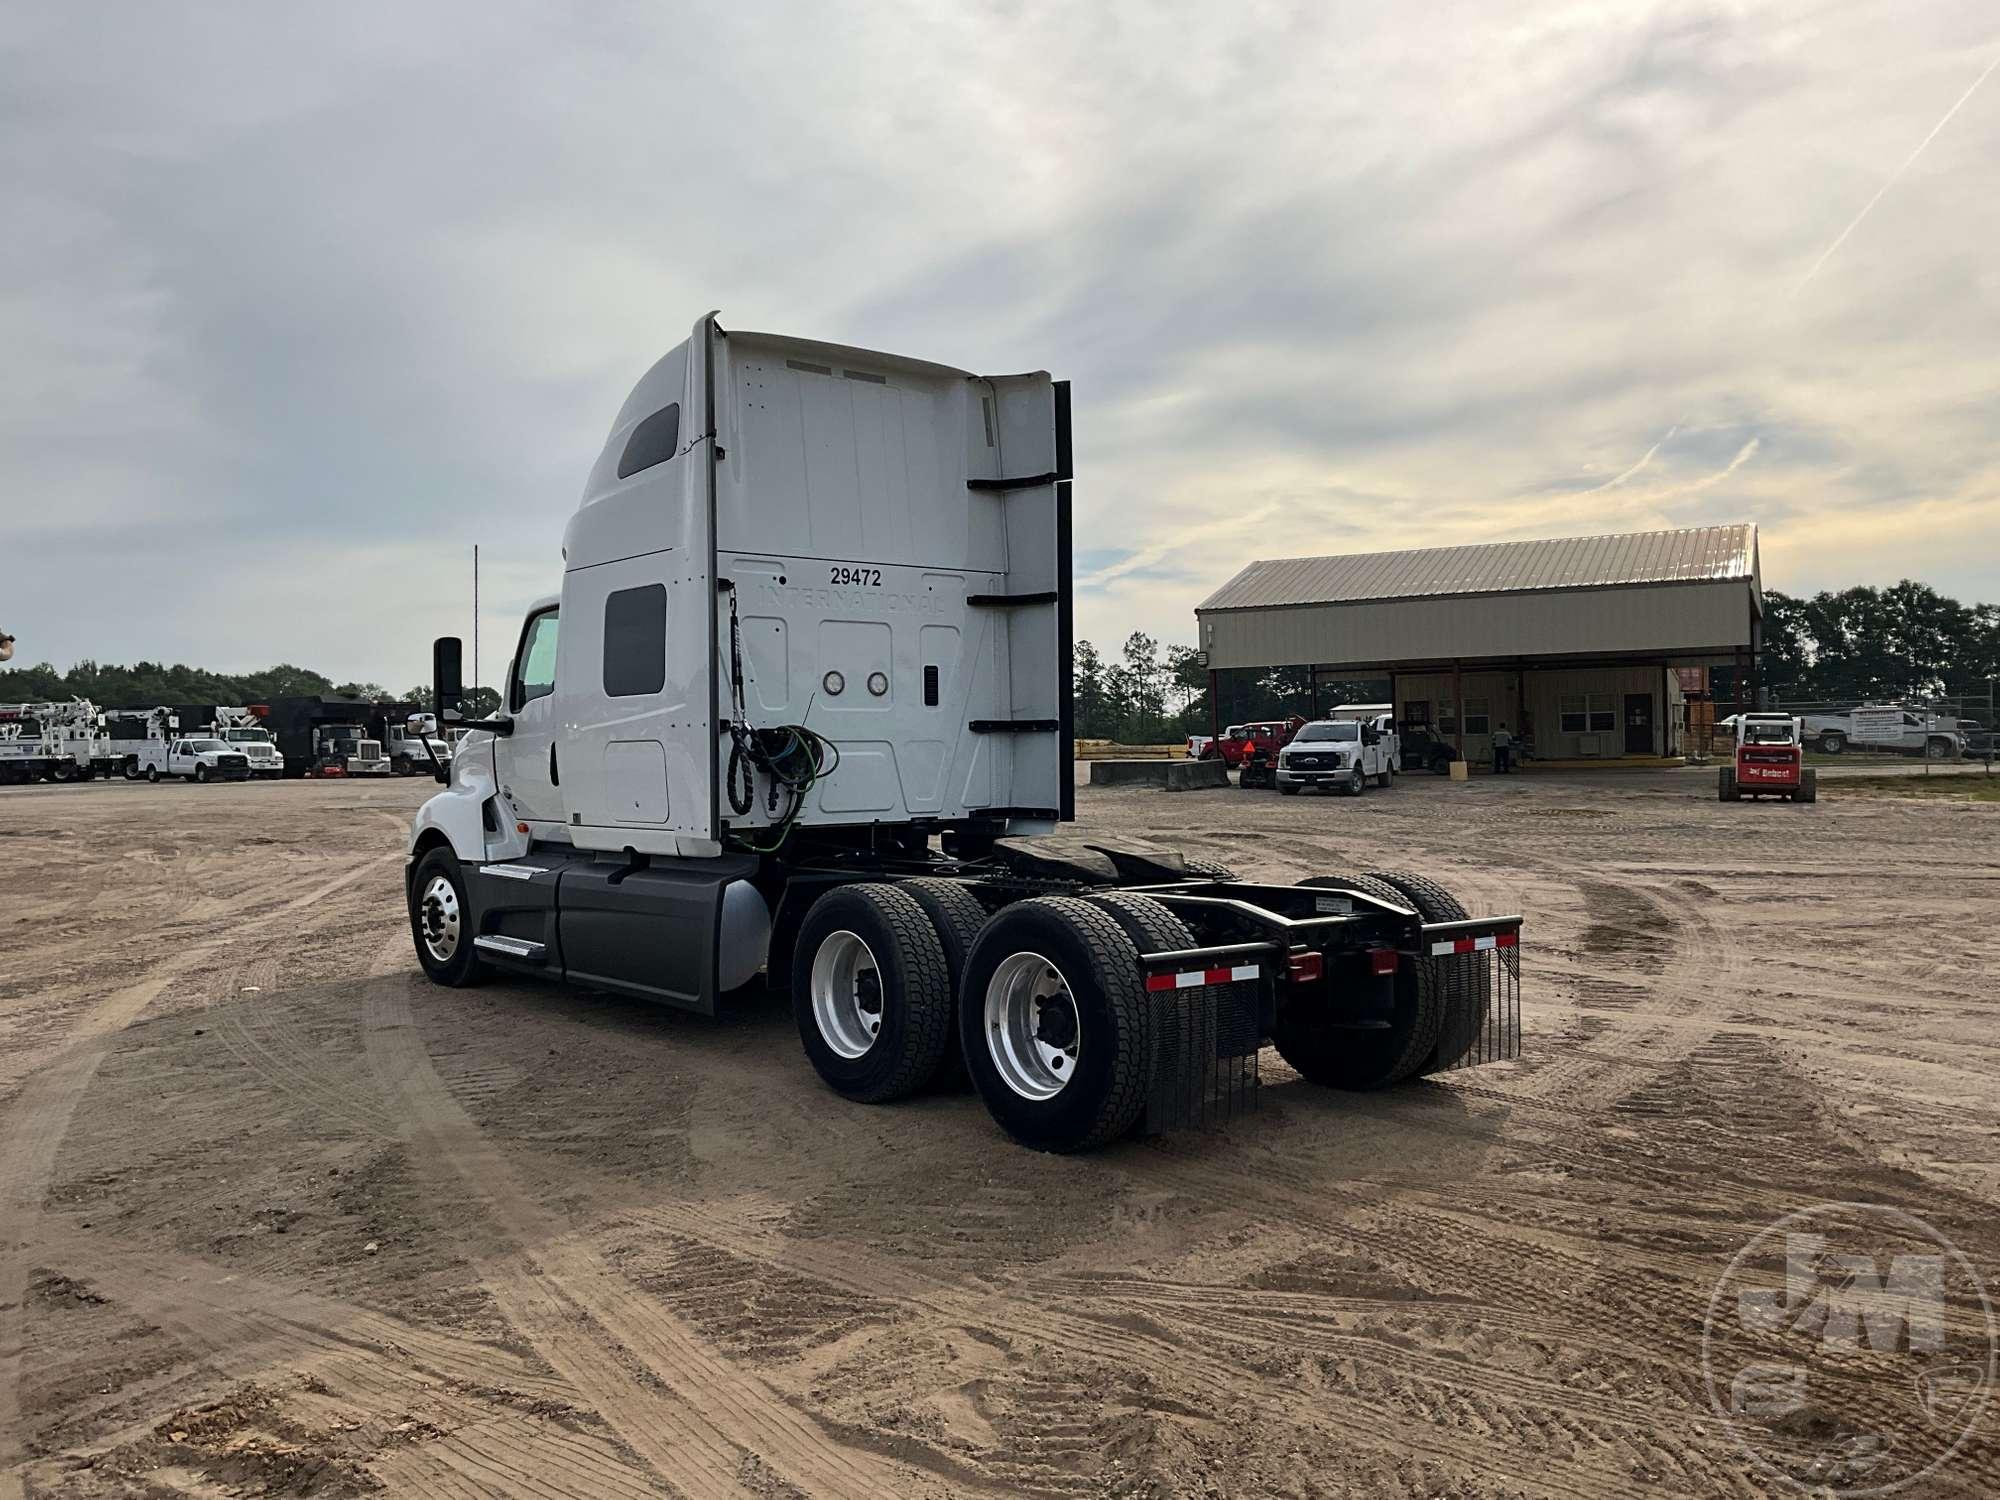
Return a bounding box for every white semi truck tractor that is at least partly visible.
[407,315,1523,1151]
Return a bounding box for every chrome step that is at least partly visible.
[473,934,547,960]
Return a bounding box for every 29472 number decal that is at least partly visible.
[831,565,883,587]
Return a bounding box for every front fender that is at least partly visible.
[409,747,505,864]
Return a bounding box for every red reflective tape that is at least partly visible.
[1496,931,1518,948]
[1144,972,1176,992]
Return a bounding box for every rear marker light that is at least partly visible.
[1145,963,1260,992]
[1428,932,1518,957]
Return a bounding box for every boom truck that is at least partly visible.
[0,700,119,782]
[406,315,1523,1152]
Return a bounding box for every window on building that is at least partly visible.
[511,608,560,709]
[603,585,667,697]
[1464,697,1490,736]
[1439,705,1457,735]
[616,402,681,479]
[1589,694,1617,732]
[1559,695,1587,733]
[1404,700,1430,727]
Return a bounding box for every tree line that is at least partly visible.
[0,659,500,718]
[1761,582,2000,703]
[8,577,1994,741]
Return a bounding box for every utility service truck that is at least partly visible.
[368,707,450,775]
[1801,705,1962,759]
[406,315,1522,1152]
[129,735,253,783]
[1274,713,1399,795]
[0,700,119,782]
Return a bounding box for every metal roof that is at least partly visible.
[1197,524,1757,612]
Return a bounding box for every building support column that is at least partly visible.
[1208,669,1220,739]
[1452,659,1464,762]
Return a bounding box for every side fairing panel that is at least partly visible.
[557,319,719,856]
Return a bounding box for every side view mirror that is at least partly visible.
[433,637,465,723]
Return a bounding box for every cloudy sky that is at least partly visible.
[5,2,1998,690]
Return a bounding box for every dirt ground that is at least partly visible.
[2,770,1996,1498]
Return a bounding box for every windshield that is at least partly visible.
[188,739,228,752]
[224,728,270,742]
[1295,722,1359,743]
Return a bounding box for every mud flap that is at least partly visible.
[1419,919,1522,1069]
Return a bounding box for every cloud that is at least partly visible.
[3,1,1998,689]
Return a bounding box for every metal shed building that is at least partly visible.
[1195,524,1761,763]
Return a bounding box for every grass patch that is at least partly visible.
[1831,774,2000,802]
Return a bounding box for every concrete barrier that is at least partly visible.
[1089,759,1171,787]
[1087,758,1229,791]
[1166,759,1229,792]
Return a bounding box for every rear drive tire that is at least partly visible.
[1084,891,1218,1134]
[1368,870,1491,1073]
[409,847,490,987]
[145,766,160,783]
[1818,733,1844,755]
[1278,783,1300,795]
[792,884,954,1105]
[960,897,1152,1152]
[895,877,992,1090]
[1796,767,1818,804]
[1180,855,1238,880]
[1273,874,1439,1088]
[1718,767,1737,802]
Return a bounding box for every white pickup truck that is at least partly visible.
[1801,706,1962,760]
[1275,714,1399,795]
[132,737,254,783]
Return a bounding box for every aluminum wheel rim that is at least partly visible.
[984,951,1081,1101]
[810,930,883,1059]
[419,874,461,963]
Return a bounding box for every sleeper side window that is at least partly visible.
[512,608,560,710]
[616,403,681,479]
[603,584,667,697]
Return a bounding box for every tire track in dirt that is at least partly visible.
[0,846,402,1500]
[362,952,923,1500]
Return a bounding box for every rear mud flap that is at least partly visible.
[1139,969,1263,1134]
[1421,928,1522,1070]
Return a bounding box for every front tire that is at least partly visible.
[792,885,953,1104]
[1718,767,1738,801]
[194,765,208,784]
[409,847,490,987]
[1343,767,1365,796]
[960,897,1152,1152]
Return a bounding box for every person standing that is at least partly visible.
[1492,721,1514,774]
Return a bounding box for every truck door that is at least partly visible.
[500,606,564,830]
[555,558,688,833]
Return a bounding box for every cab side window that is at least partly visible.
[512,608,560,710]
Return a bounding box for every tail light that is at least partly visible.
[1287,950,1323,984]
[1367,948,1400,976]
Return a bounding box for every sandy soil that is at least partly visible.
[1,772,1996,1498]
